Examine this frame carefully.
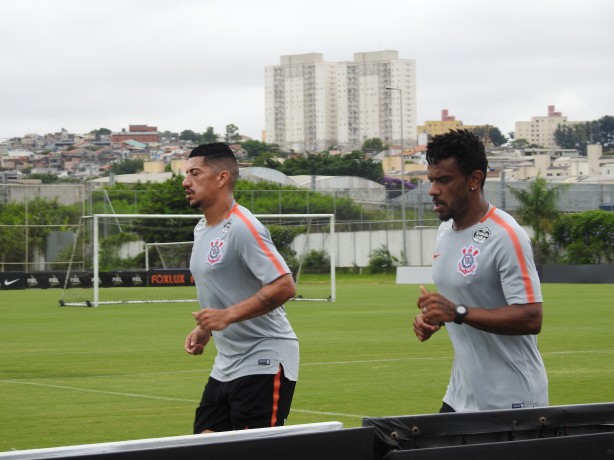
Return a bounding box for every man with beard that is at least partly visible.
[413,129,548,413]
[182,142,299,433]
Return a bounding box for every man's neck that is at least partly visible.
[453,200,489,231]
[203,196,235,227]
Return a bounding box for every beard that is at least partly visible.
[433,200,453,222]
[437,212,453,222]
[186,194,202,209]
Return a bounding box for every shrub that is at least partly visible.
[300,249,330,274]
[367,245,398,274]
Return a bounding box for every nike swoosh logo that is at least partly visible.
[433,253,441,259]
[4,279,19,286]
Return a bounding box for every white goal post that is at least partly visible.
[60,213,335,307]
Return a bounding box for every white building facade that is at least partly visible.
[265,50,416,153]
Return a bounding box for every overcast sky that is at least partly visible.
[1,0,612,142]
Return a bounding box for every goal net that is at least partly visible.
[59,213,335,306]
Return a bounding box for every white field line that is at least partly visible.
[0,356,418,422]
[2,350,612,421]
[2,348,612,383]
[0,380,367,419]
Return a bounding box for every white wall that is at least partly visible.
[293,227,438,268]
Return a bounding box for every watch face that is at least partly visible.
[455,305,468,324]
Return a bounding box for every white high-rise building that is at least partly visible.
[265,51,416,153]
[264,53,337,153]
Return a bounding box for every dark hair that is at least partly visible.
[189,142,239,188]
[426,129,488,187]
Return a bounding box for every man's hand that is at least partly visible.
[184,325,211,355]
[413,312,441,341]
[416,285,456,325]
[192,308,231,332]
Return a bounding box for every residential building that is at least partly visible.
[417,109,474,137]
[485,144,613,183]
[265,50,416,153]
[514,105,584,149]
[265,53,337,153]
[380,146,427,178]
[111,125,159,148]
[144,161,165,173]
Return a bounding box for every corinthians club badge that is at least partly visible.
[457,245,480,276]
[207,238,225,265]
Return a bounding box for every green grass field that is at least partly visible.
[1,274,613,453]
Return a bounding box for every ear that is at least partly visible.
[469,170,484,190]
[217,170,231,188]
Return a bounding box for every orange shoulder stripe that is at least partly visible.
[232,206,286,276]
[488,209,536,303]
[480,205,496,223]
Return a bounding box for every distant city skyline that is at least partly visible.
[1,0,612,141]
[1,104,589,148]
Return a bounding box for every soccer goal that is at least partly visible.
[59,213,335,307]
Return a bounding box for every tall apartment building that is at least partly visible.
[515,106,583,149]
[265,51,416,153]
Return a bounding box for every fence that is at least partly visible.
[3,181,614,214]
[1,181,613,272]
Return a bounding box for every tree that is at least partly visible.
[554,123,590,153]
[159,130,178,142]
[201,126,218,144]
[487,126,507,146]
[362,138,387,154]
[510,138,530,149]
[224,124,240,143]
[134,174,199,243]
[137,174,191,215]
[470,125,507,146]
[96,174,366,244]
[554,115,614,154]
[28,173,59,184]
[276,152,383,182]
[179,129,200,142]
[508,177,563,263]
[251,152,281,168]
[0,197,81,270]
[107,159,144,176]
[551,210,614,263]
[0,202,28,269]
[242,140,271,158]
[596,115,614,152]
[90,128,112,140]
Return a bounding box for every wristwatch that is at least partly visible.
[454,304,468,324]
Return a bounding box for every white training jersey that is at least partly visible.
[432,204,548,412]
[190,202,299,382]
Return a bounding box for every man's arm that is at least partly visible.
[458,302,542,334]
[417,285,542,335]
[193,273,296,331]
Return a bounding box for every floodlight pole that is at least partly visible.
[386,85,407,265]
